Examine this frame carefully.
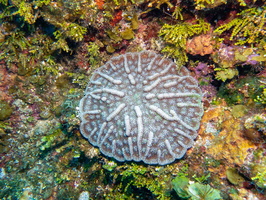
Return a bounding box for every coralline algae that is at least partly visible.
[79,51,203,165]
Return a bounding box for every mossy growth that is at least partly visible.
[159,19,210,65]
[214,6,266,46]
[11,0,51,24]
[0,0,94,76]
[40,128,64,151]
[218,76,264,106]
[53,22,87,44]
[254,80,266,105]
[87,41,101,66]
[116,164,171,199]
[214,68,239,82]
[0,100,12,121]
[105,0,136,7]
[103,161,221,200]
[8,0,89,42]
[194,0,247,10]
[212,46,266,82]
[251,164,266,189]
[0,0,8,6]
[104,23,136,53]
[0,25,61,75]
[102,161,118,172]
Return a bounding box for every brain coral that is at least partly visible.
[79,51,203,165]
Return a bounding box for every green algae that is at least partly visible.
[40,128,63,151]
[39,107,52,119]
[55,74,72,90]
[251,164,266,189]
[0,127,10,154]
[172,175,222,200]
[172,176,190,198]
[194,0,247,10]
[217,76,264,106]
[87,41,101,66]
[187,183,222,200]
[231,105,247,118]
[193,173,211,183]
[214,6,266,45]
[106,28,122,43]
[255,85,266,105]
[102,161,118,172]
[106,44,116,53]
[214,68,239,82]
[121,28,135,40]
[0,100,12,121]
[131,13,139,30]
[159,19,210,65]
[226,168,245,186]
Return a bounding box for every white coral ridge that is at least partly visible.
[79,51,203,165]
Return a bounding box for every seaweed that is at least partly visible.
[172,175,222,200]
[254,79,266,105]
[159,19,210,65]
[116,164,171,199]
[214,6,266,45]
[194,0,247,10]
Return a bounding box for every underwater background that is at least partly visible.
[0,0,265,199]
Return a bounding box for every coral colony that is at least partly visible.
[79,51,203,165]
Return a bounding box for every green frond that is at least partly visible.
[214,6,266,45]
[194,0,246,10]
[62,22,87,42]
[0,0,8,6]
[159,19,210,65]
[87,42,101,66]
[172,6,183,20]
[12,0,37,24]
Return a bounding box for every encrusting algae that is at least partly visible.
[199,106,256,165]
